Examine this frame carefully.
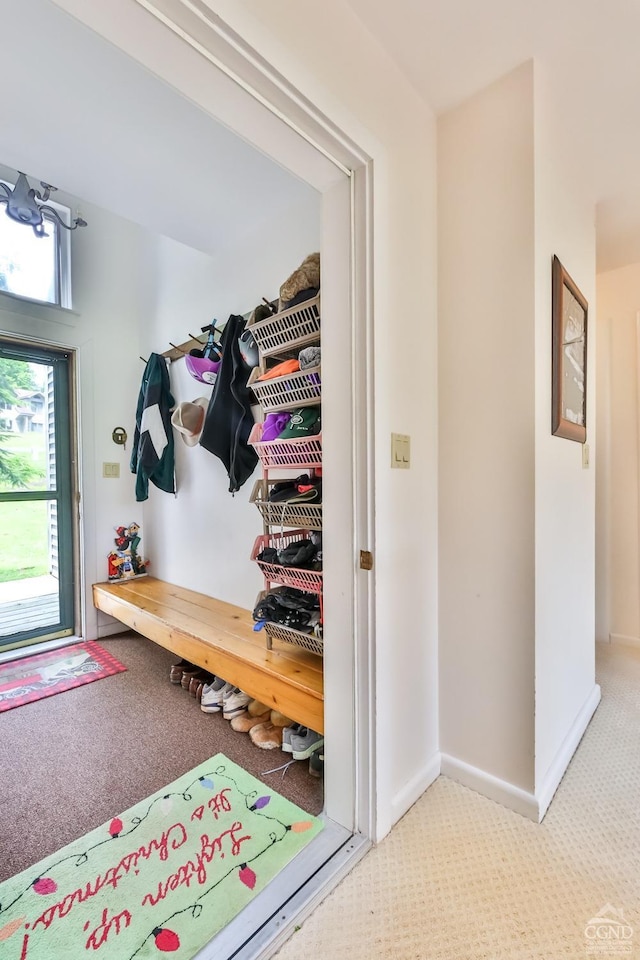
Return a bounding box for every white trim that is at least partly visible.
[609,632,640,647]
[440,753,539,822]
[535,684,601,820]
[0,635,82,665]
[390,752,441,823]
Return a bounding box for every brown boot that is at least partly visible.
[248,699,270,717]
[231,710,271,733]
[270,710,294,727]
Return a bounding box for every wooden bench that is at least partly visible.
[92,576,324,733]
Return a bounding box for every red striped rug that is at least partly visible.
[0,642,126,712]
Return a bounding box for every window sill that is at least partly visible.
[0,289,79,325]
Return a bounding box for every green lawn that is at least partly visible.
[0,497,49,582]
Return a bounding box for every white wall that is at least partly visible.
[596,262,640,645]
[0,196,144,640]
[533,64,598,797]
[438,63,537,793]
[439,61,598,817]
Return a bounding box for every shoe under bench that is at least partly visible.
[92,576,324,733]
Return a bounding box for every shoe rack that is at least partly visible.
[248,294,323,657]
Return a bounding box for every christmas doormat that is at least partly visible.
[0,642,126,713]
[0,754,323,959]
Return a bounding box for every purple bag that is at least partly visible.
[261,412,291,442]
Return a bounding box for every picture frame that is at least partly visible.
[552,255,588,443]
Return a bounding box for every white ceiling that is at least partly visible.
[345,0,640,273]
[0,0,317,259]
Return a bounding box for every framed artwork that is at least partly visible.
[552,255,588,442]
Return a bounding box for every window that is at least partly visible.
[0,179,73,308]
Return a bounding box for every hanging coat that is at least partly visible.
[199,314,258,493]
[130,353,175,502]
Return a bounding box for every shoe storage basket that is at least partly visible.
[250,479,323,530]
[248,295,320,358]
[264,620,323,656]
[248,365,321,413]
[254,590,323,656]
[249,423,322,469]
[251,528,323,593]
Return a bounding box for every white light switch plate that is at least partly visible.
[103,462,120,478]
[391,433,410,469]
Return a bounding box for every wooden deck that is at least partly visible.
[92,577,324,733]
[0,592,59,638]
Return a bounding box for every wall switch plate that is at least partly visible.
[103,462,120,478]
[582,444,590,469]
[391,433,410,469]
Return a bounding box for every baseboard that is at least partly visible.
[97,622,131,639]
[610,632,640,647]
[536,683,601,820]
[390,751,441,824]
[440,753,538,821]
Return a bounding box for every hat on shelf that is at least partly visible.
[171,398,209,447]
[278,407,321,439]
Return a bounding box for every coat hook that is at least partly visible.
[139,356,148,363]
[169,342,187,355]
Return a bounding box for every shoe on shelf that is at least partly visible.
[290,728,324,761]
[222,687,252,720]
[282,723,302,754]
[309,751,324,778]
[230,710,271,733]
[249,721,284,750]
[201,677,233,713]
[170,659,192,684]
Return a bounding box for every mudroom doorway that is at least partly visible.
[0,339,76,650]
[0,1,375,957]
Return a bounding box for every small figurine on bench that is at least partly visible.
[108,521,148,580]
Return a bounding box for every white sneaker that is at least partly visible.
[201,677,233,713]
[222,687,252,720]
[290,728,324,760]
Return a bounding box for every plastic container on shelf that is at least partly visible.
[249,422,322,469]
[247,294,320,358]
[249,478,323,530]
[247,365,321,412]
[250,528,323,593]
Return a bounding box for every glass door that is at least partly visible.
[0,340,75,649]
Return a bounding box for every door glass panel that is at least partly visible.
[0,499,60,638]
[0,359,54,492]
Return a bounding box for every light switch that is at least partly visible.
[103,462,120,478]
[391,433,410,469]
[582,444,590,469]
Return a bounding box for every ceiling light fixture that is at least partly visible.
[0,170,87,238]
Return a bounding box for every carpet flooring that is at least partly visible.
[0,632,322,883]
[274,642,640,960]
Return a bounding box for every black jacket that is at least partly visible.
[199,314,258,493]
[130,353,175,502]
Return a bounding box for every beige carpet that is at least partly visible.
[276,642,640,959]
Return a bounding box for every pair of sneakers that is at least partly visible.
[282,724,324,760]
[201,677,251,719]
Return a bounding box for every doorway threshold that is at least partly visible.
[196,818,370,960]
[0,634,82,664]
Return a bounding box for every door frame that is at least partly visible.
[0,334,81,651]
